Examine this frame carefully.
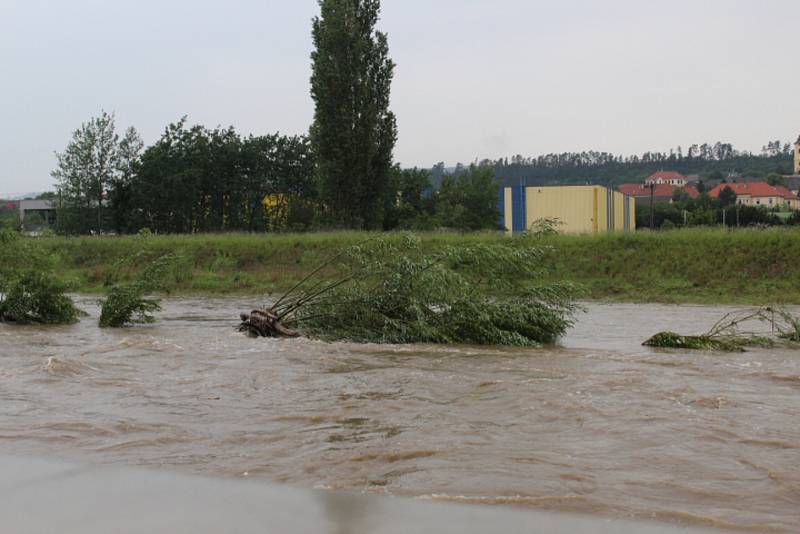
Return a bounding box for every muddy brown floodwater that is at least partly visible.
[1,298,798,532]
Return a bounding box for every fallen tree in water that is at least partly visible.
[239,234,578,346]
[644,307,800,352]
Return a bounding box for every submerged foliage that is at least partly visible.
[644,307,800,352]
[266,234,578,346]
[0,270,81,325]
[0,229,82,325]
[99,254,178,327]
[643,332,751,352]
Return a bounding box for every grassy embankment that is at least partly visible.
[31,228,800,304]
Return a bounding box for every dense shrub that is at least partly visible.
[98,254,178,327]
[273,235,578,346]
[0,271,81,325]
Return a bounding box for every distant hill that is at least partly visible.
[429,141,795,188]
[0,192,48,201]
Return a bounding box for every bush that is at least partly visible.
[98,254,178,327]
[99,284,161,327]
[0,271,81,325]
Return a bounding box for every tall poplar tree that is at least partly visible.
[310,0,398,229]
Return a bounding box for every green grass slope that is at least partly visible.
[27,228,800,304]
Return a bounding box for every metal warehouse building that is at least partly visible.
[499,185,636,234]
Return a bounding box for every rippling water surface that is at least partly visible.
[1,298,798,532]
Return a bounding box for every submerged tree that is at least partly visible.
[0,229,81,325]
[240,235,578,346]
[99,254,179,328]
[310,0,398,229]
[0,271,81,325]
[644,307,800,352]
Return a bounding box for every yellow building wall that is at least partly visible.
[504,188,513,234]
[613,191,625,231]
[524,186,604,234]
[629,197,637,231]
[595,187,607,233]
[518,186,634,234]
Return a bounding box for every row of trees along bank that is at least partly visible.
[50,113,501,235]
[50,0,501,235]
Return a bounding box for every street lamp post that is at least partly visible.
[649,183,655,230]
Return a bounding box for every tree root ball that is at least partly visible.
[239,309,300,338]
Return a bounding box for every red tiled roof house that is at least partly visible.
[617,183,699,202]
[708,182,800,209]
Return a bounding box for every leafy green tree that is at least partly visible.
[52,111,120,234]
[108,127,144,234]
[242,134,317,231]
[718,187,738,207]
[765,173,785,186]
[384,167,434,229]
[434,165,501,231]
[310,0,398,229]
[131,119,316,234]
[636,203,683,229]
[133,118,203,233]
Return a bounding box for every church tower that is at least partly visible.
[795,135,800,175]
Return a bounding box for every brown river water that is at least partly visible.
[1,297,798,532]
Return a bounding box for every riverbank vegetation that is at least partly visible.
[48,113,500,236]
[7,227,800,305]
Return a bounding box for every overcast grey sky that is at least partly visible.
[1,0,798,194]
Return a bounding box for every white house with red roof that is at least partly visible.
[644,171,688,187]
[708,182,800,209]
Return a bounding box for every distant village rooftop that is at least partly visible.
[708,182,799,209]
[618,183,699,200]
[644,171,688,186]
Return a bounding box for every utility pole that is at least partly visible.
[649,183,655,230]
